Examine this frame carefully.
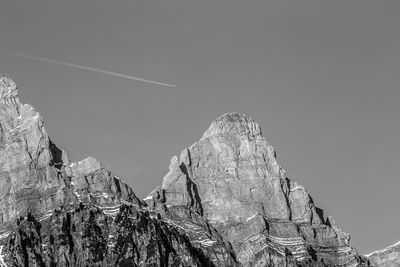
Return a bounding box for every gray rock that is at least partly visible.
[0,74,62,230]
[0,75,143,235]
[0,75,373,266]
[366,241,400,267]
[0,75,237,266]
[149,112,365,266]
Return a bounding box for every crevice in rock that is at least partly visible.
[49,140,63,170]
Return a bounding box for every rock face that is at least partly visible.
[0,75,139,232]
[0,74,374,266]
[146,113,369,266]
[0,74,59,230]
[6,204,216,266]
[365,241,400,267]
[0,75,237,266]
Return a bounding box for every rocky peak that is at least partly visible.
[0,75,372,266]
[0,75,18,100]
[202,112,263,140]
[147,112,366,266]
[0,75,56,232]
[0,75,235,266]
[0,76,140,233]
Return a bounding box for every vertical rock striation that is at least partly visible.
[0,74,376,266]
[146,113,368,266]
[0,75,139,235]
[0,74,63,231]
[0,75,235,266]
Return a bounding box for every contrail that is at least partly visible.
[2,50,176,87]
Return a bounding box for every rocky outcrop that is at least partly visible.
[146,113,368,266]
[0,74,140,233]
[365,241,400,267]
[0,75,62,231]
[5,204,216,266]
[0,74,374,266]
[0,75,237,266]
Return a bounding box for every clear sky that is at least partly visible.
[0,0,399,254]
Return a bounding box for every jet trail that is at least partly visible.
[2,50,176,87]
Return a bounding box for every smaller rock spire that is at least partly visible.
[0,75,18,99]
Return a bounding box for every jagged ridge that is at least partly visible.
[0,75,374,266]
[0,75,232,266]
[145,112,369,266]
[365,241,400,267]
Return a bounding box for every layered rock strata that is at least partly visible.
[5,204,218,266]
[365,241,400,267]
[0,75,236,266]
[0,75,139,233]
[146,112,368,266]
[0,74,373,266]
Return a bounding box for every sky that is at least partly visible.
[0,0,399,254]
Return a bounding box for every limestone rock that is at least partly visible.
[0,74,62,231]
[0,75,374,266]
[0,75,237,266]
[5,204,215,267]
[366,241,400,267]
[148,112,366,266]
[0,75,140,234]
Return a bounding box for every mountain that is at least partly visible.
[143,112,370,267]
[0,75,217,266]
[365,241,400,266]
[0,74,375,266]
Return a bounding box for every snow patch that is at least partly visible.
[143,195,153,201]
[290,186,302,192]
[198,239,217,247]
[246,214,258,221]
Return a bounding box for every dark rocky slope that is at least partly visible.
[0,74,374,266]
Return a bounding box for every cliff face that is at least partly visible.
[0,75,237,266]
[145,113,369,266]
[0,75,373,266]
[0,75,140,231]
[0,74,60,230]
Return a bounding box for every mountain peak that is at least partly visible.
[146,111,367,265]
[0,76,372,266]
[202,112,263,140]
[0,75,140,234]
[0,75,18,99]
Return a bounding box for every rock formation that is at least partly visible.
[365,241,400,266]
[0,75,139,232]
[0,75,236,266]
[145,112,370,266]
[0,74,376,266]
